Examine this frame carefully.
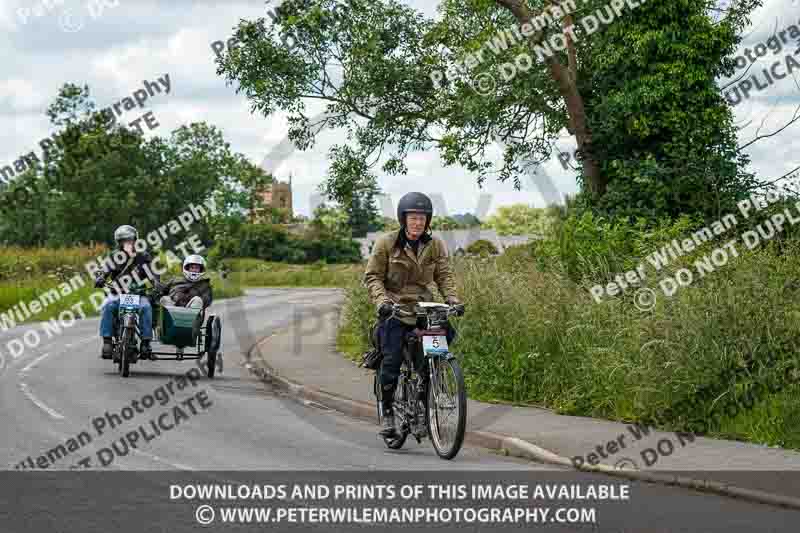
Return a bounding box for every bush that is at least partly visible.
[208,223,361,265]
[337,224,800,450]
[337,275,377,363]
[466,239,499,256]
[533,212,699,282]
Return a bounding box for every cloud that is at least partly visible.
[1,0,797,218]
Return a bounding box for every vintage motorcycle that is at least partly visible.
[363,301,467,460]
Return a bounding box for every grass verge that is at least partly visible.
[337,243,800,450]
[222,258,363,287]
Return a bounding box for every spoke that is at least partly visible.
[439,409,456,426]
[434,363,459,444]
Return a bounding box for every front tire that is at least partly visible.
[206,351,216,379]
[427,357,466,460]
[118,327,132,378]
[205,316,221,379]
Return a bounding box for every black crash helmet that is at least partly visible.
[396,192,433,229]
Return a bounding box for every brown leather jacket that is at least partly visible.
[160,277,213,308]
[363,230,458,324]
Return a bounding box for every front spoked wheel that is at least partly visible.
[427,357,467,460]
[118,326,132,378]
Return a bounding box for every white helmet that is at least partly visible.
[182,254,206,282]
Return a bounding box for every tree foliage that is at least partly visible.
[0,83,269,248]
[483,204,555,236]
[216,0,763,222]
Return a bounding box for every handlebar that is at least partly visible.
[380,302,465,320]
[101,280,157,297]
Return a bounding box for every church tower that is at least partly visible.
[259,173,293,215]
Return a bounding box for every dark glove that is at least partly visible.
[378,301,394,319]
[94,276,105,289]
[446,297,465,316]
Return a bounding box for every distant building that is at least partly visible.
[261,175,293,212]
[354,229,541,260]
[252,175,293,222]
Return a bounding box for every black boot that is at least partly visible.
[380,408,398,438]
[101,337,113,359]
[379,383,398,438]
[139,339,152,359]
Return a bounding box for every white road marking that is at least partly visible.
[15,337,92,420]
[9,333,203,470]
[21,352,51,374]
[18,381,65,420]
[130,449,195,470]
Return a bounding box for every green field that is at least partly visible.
[0,246,244,328]
[0,250,362,330]
[221,258,363,288]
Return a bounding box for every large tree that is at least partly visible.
[217,0,763,221]
[0,83,270,247]
[322,145,382,237]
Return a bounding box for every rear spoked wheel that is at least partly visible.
[427,357,466,459]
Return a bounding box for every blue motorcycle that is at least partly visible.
[107,284,153,378]
[105,282,222,378]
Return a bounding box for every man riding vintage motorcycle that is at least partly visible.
[363,192,463,438]
[95,225,162,359]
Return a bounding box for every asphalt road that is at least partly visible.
[0,288,798,532]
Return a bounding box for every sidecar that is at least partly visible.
[149,300,223,378]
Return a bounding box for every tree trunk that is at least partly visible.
[546,59,605,198]
[494,0,606,198]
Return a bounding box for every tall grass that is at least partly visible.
[337,214,800,450]
[0,244,107,281]
[223,258,363,287]
[337,275,376,364]
[0,245,245,327]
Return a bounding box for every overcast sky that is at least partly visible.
[2,0,799,218]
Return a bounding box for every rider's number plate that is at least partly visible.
[422,335,448,355]
[120,294,140,307]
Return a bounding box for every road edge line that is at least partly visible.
[245,329,800,511]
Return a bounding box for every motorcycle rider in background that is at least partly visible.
[95,225,162,359]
